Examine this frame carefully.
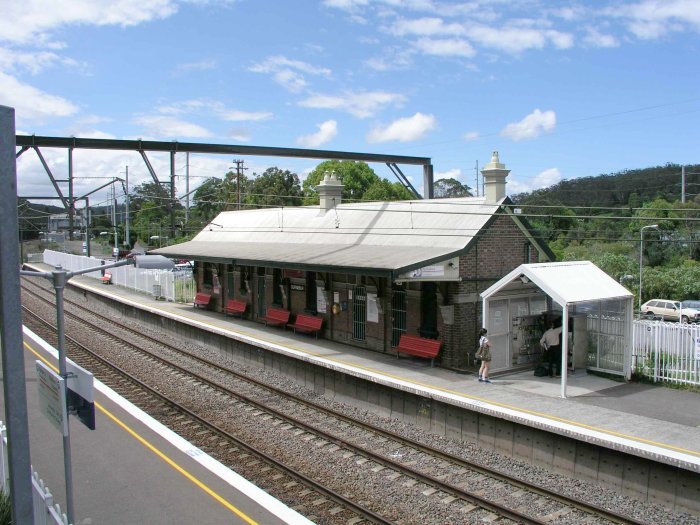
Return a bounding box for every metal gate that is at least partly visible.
[257,274,266,317]
[352,286,366,341]
[391,289,406,346]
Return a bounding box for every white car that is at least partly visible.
[641,299,700,323]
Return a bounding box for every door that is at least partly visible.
[391,288,406,347]
[352,285,366,341]
[487,299,509,370]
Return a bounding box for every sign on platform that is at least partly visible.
[36,361,68,436]
[695,336,700,360]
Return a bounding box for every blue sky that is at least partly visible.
[2,0,699,209]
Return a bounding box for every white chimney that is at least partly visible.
[480,151,510,203]
[316,171,344,212]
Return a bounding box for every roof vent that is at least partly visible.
[316,171,344,212]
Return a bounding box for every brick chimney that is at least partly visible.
[316,171,344,212]
[480,151,510,203]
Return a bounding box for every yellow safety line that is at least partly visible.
[190,322,700,459]
[25,343,260,525]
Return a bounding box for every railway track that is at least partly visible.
[21,279,649,525]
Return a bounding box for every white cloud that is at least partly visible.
[221,110,273,122]
[0,71,78,122]
[390,17,465,37]
[467,25,573,54]
[134,115,213,138]
[463,131,479,141]
[412,37,475,57]
[154,99,272,122]
[228,130,251,142]
[611,0,700,39]
[434,168,461,181]
[0,47,79,75]
[299,90,406,118]
[583,27,619,48]
[501,109,556,141]
[366,112,436,143]
[533,167,562,188]
[249,55,331,93]
[296,120,338,148]
[0,0,178,45]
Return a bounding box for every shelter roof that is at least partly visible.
[154,197,513,275]
[481,261,633,307]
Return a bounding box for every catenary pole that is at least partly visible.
[0,105,34,523]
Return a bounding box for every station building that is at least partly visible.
[154,152,555,372]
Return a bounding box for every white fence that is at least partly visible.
[41,250,195,304]
[0,423,71,525]
[632,320,700,386]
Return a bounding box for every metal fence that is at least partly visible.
[0,423,71,525]
[632,320,700,386]
[41,250,195,304]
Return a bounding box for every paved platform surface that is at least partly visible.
[8,312,313,524]
[24,265,700,477]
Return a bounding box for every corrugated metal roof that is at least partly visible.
[154,197,501,273]
[481,261,634,306]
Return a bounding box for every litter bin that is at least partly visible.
[152,284,162,299]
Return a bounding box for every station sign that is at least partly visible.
[36,361,68,436]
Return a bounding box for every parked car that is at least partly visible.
[641,299,700,323]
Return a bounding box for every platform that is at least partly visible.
[9,320,313,524]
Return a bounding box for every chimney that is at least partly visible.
[316,171,344,212]
[480,151,510,203]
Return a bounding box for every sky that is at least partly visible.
[2,0,700,210]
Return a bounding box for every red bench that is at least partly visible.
[288,313,323,338]
[224,299,247,318]
[396,334,442,367]
[193,292,212,308]
[100,272,112,284]
[260,307,290,328]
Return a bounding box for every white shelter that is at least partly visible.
[481,261,634,398]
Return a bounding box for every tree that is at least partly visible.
[303,161,382,204]
[244,167,303,208]
[363,179,414,201]
[433,178,472,198]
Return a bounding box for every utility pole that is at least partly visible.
[681,165,686,203]
[124,166,130,248]
[185,152,190,223]
[232,159,247,210]
[475,160,479,197]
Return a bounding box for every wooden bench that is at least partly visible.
[288,313,323,338]
[396,334,442,367]
[193,292,212,308]
[260,307,290,328]
[100,272,112,284]
[224,299,247,318]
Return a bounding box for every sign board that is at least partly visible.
[395,257,460,282]
[695,336,700,360]
[36,361,68,436]
[290,284,305,292]
[66,359,96,431]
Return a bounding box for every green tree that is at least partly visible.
[363,179,414,201]
[303,161,383,204]
[433,178,472,198]
[245,167,303,208]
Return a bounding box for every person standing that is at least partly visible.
[540,321,563,377]
[477,328,492,383]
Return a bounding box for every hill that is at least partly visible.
[511,163,700,210]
